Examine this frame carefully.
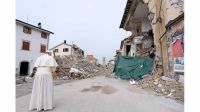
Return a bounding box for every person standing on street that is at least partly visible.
[28,50,58,111]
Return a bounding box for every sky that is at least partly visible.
[16,0,131,63]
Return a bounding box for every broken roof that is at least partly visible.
[72,44,84,52]
[119,0,134,28]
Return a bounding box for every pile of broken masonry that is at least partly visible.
[137,66,184,102]
[54,55,102,80]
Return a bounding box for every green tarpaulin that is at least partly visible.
[113,56,154,80]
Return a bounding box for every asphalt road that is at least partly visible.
[16,76,184,112]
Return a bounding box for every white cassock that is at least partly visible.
[29,54,58,111]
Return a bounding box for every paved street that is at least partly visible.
[16,78,74,98]
[16,69,111,98]
[16,76,183,112]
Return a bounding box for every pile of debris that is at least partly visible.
[137,67,184,102]
[54,56,101,80]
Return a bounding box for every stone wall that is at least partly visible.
[142,0,184,75]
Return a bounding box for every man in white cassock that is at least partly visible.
[28,51,58,111]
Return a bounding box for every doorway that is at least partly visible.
[126,45,131,56]
[20,61,29,76]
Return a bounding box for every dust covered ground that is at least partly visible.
[16,67,113,98]
[16,75,183,112]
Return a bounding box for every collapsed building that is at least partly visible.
[54,55,100,80]
[118,0,184,79]
[117,30,154,58]
[72,44,85,59]
[48,40,102,80]
[115,0,184,101]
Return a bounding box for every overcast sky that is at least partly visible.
[16,0,131,63]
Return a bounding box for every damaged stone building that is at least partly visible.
[49,40,84,58]
[118,0,184,79]
[164,13,184,81]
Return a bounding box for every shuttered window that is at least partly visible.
[40,45,46,53]
[41,32,48,39]
[22,41,30,50]
[54,49,58,52]
[63,48,69,52]
[23,26,31,34]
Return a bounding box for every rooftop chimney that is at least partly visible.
[38,22,42,28]
[64,40,66,43]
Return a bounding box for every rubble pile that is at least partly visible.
[123,59,184,102]
[137,71,184,102]
[54,56,101,80]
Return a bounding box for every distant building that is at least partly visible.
[16,19,54,76]
[102,57,106,66]
[86,55,97,64]
[49,40,84,58]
